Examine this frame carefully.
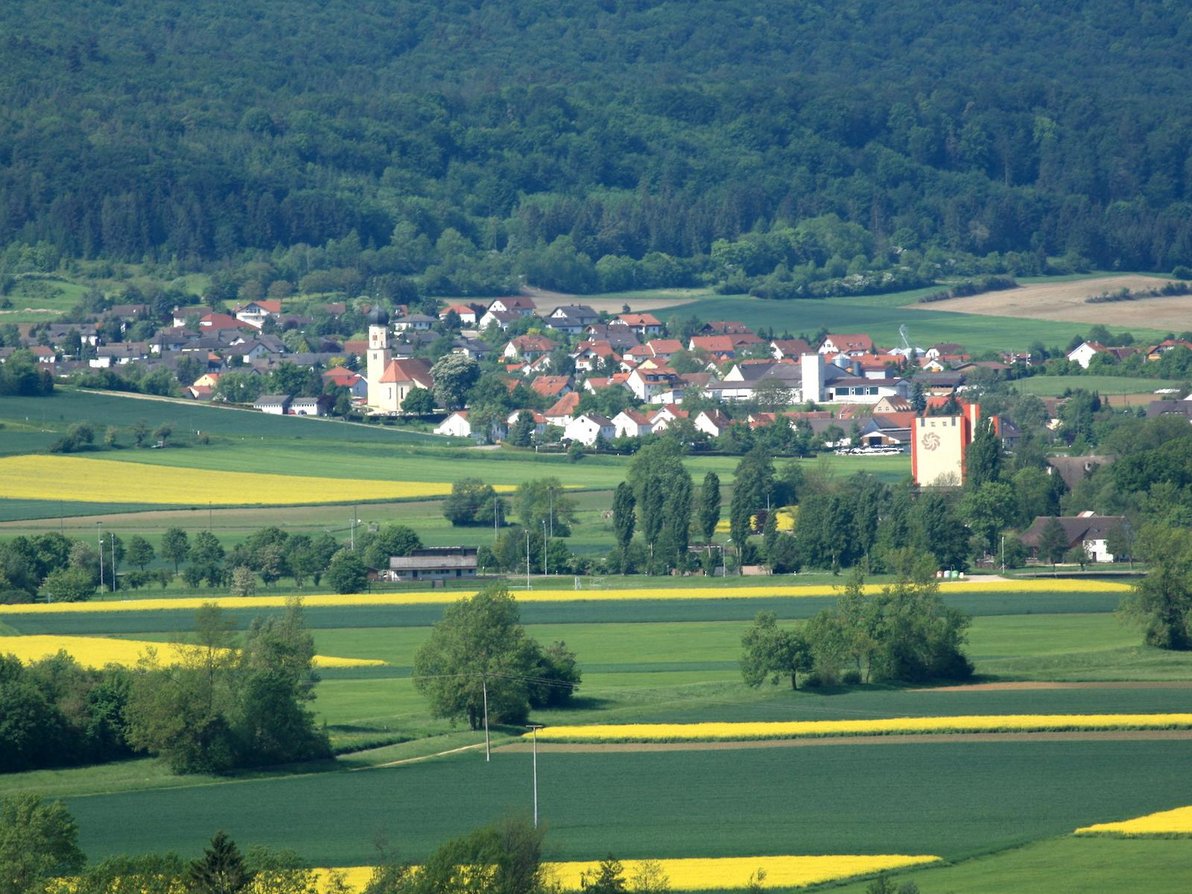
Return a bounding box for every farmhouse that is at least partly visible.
[387,547,479,581]
[1020,512,1126,563]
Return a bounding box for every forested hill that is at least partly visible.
[3,0,1192,297]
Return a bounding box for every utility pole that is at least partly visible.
[97,524,104,595]
[482,675,491,762]
[526,529,531,589]
[528,723,543,827]
[542,520,548,576]
[111,535,117,593]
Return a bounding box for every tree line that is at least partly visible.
[0,523,423,604]
[0,601,329,775]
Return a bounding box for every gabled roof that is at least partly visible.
[530,375,571,398]
[508,334,557,352]
[322,367,362,384]
[771,338,813,357]
[701,320,752,335]
[1045,455,1116,490]
[236,299,282,314]
[696,408,731,427]
[1020,514,1125,549]
[545,391,581,418]
[616,408,653,425]
[690,335,736,354]
[379,358,433,387]
[822,333,875,353]
[198,312,243,331]
[617,312,661,327]
[645,338,684,356]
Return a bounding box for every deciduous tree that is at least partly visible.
[0,794,86,894]
[413,585,579,728]
[1121,523,1192,649]
[160,527,189,574]
[698,471,720,543]
[740,611,812,690]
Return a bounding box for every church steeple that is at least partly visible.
[366,306,391,409]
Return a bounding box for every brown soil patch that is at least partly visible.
[914,276,1184,329]
[497,729,1192,754]
[520,286,702,314]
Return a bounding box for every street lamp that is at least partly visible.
[527,723,543,827]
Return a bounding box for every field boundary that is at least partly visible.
[496,728,1192,753]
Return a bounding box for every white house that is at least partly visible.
[564,413,615,446]
[233,300,282,329]
[487,296,537,316]
[625,367,679,402]
[1066,341,1106,369]
[819,334,875,356]
[693,408,731,438]
[612,409,653,439]
[649,405,688,432]
[434,411,473,438]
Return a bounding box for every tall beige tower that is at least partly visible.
[366,306,391,410]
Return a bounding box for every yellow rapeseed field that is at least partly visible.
[0,635,385,669]
[0,455,453,505]
[529,714,1192,742]
[1075,806,1192,836]
[0,578,1129,616]
[314,855,941,892]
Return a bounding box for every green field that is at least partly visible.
[0,275,92,322]
[4,568,1192,888]
[666,289,1166,355]
[59,741,1192,866]
[1010,375,1173,397]
[0,390,447,448]
[829,837,1192,894]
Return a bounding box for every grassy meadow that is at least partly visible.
[1009,374,1173,397]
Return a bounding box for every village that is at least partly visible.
[10,291,1171,450]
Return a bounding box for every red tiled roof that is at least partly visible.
[379,358,433,387]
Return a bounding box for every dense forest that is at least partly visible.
[3,1,1192,298]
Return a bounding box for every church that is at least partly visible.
[365,307,434,414]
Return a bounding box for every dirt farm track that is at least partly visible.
[915,275,1188,329]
